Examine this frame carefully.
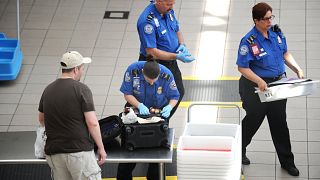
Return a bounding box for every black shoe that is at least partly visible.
[281,165,300,176]
[242,154,250,165]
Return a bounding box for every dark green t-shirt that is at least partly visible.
[38,78,95,155]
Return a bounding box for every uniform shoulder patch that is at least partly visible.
[170,80,177,90]
[125,72,131,82]
[144,24,154,34]
[239,45,249,55]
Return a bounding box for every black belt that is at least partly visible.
[261,73,286,81]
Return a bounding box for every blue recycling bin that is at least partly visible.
[0,33,6,38]
[0,33,23,80]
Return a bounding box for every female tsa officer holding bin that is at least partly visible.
[237,2,304,177]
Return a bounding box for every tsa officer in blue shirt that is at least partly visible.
[137,0,195,119]
[117,59,180,180]
[237,2,304,177]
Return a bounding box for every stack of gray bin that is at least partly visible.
[177,123,241,180]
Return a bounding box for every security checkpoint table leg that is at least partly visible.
[159,162,165,180]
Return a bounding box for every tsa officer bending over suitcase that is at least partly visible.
[117,58,180,180]
[237,2,304,177]
[137,0,195,119]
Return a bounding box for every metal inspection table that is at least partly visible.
[0,129,174,180]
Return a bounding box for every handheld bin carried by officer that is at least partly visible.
[255,78,319,102]
[120,108,169,151]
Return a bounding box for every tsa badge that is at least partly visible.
[125,72,131,82]
[277,36,282,44]
[133,77,140,87]
[144,24,153,34]
[170,80,177,90]
[157,86,163,94]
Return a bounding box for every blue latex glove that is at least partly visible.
[176,44,189,54]
[138,103,150,115]
[161,104,173,118]
[176,52,195,63]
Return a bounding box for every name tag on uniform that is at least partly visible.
[277,36,282,44]
[154,18,160,27]
[251,44,260,56]
[169,14,173,21]
[259,52,267,57]
[161,29,167,34]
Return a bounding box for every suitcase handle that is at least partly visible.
[140,130,155,136]
[187,103,242,124]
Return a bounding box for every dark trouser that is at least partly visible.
[117,163,159,180]
[239,76,295,167]
[138,54,184,120]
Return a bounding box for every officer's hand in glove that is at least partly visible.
[176,44,189,54]
[138,103,150,115]
[161,104,173,118]
[176,52,195,63]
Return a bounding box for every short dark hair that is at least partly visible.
[61,67,75,73]
[252,2,272,21]
[143,61,160,79]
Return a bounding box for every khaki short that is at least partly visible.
[46,150,101,180]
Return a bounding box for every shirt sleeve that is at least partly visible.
[81,85,95,112]
[165,70,180,100]
[120,69,134,95]
[281,35,288,53]
[171,11,180,32]
[236,40,254,68]
[38,92,44,113]
[137,21,157,49]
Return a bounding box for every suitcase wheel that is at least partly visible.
[103,131,111,137]
[125,126,133,135]
[161,139,169,148]
[160,124,168,132]
[125,143,135,151]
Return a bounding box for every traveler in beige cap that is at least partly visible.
[38,51,107,180]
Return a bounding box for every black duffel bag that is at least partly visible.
[98,115,123,145]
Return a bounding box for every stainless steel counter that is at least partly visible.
[0,129,174,180]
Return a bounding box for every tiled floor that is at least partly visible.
[0,0,320,179]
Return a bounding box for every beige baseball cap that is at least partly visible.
[60,51,92,69]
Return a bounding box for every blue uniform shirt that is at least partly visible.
[137,3,180,57]
[120,61,180,109]
[236,26,287,78]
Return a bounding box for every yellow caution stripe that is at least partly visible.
[179,101,242,108]
[182,76,240,80]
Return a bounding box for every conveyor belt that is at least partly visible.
[182,80,240,102]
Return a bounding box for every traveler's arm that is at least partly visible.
[38,112,45,127]
[84,111,107,165]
